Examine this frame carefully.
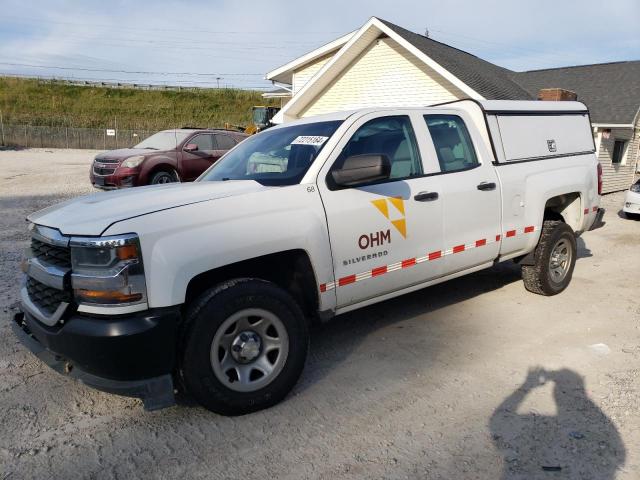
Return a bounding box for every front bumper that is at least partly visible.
[622,190,640,214]
[11,306,181,410]
[90,166,139,189]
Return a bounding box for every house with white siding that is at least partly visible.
[264,17,640,193]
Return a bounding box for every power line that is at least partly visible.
[1,15,345,36]
[0,62,267,77]
[0,29,329,49]
[0,72,272,89]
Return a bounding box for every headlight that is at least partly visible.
[70,233,147,309]
[121,155,145,168]
[631,183,640,193]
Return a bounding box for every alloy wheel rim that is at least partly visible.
[548,238,572,283]
[210,308,289,393]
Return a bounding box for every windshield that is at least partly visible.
[253,108,268,126]
[134,131,191,150]
[200,121,342,186]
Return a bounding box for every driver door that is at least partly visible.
[181,133,218,180]
[318,112,445,309]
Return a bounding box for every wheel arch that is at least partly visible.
[543,192,582,232]
[140,155,180,183]
[184,249,320,319]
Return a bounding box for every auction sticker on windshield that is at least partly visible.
[291,136,329,146]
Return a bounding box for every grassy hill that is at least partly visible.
[0,77,278,130]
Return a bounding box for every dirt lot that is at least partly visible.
[1,148,639,479]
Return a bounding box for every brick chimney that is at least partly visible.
[538,88,578,101]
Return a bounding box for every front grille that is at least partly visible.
[26,277,72,315]
[95,157,120,164]
[93,165,116,176]
[31,238,71,268]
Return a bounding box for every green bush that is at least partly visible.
[0,77,278,130]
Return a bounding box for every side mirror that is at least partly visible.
[331,154,391,187]
[184,143,199,152]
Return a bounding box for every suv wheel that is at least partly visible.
[150,170,177,185]
[522,220,577,296]
[180,278,309,415]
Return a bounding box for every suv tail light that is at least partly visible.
[597,162,603,195]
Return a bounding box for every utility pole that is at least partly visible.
[216,77,221,88]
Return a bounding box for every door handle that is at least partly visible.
[477,182,496,191]
[414,191,439,202]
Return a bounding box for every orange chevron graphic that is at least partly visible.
[370,196,407,238]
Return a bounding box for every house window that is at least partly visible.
[612,140,626,164]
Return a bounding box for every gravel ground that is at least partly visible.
[1,148,639,479]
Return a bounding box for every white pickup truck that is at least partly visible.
[13,100,604,415]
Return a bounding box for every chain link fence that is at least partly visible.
[0,124,156,150]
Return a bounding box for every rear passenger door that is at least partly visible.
[318,112,445,309]
[422,113,501,274]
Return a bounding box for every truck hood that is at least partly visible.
[28,181,268,236]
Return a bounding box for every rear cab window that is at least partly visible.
[424,115,479,173]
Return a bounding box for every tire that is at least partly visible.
[149,170,177,185]
[179,278,309,415]
[623,211,640,220]
[522,220,577,296]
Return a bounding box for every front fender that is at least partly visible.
[139,154,179,183]
[103,184,336,312]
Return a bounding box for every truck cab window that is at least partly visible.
[333,115,423,181]
[425,115,479,173]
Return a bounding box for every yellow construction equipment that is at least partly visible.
[225,106,280,135]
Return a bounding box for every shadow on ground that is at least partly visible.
[490,368,626,479]
[617,209,640,220]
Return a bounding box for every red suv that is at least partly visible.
[90,128,248,189]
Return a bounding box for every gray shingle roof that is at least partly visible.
[378,18,640,125]
[378,18,533,101]
[512,62,640,124]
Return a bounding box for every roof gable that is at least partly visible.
[377,19,533,101]
[277,17,487,121]
[266,32,355,85]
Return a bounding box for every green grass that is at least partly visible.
[0,77,278,130]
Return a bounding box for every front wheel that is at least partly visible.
[180,279,309,415]
[522,220,577,296]
[150,170,177,185]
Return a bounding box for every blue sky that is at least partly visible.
[0,0,638,89]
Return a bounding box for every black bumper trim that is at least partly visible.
[12,310,177,411]
[589,208,605,231]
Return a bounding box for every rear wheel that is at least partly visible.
[180,278,309,415]
[150,170,177,185]
[522,220,577,296]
